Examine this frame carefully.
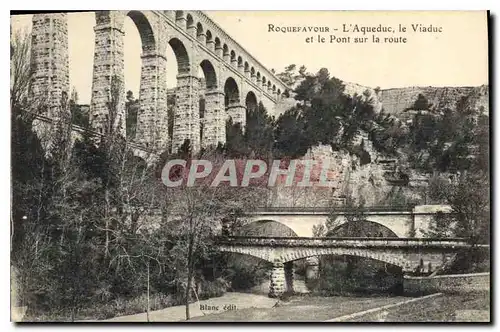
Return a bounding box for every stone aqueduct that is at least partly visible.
[29,11,289,154]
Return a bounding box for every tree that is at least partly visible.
[10,28,32,112]
[125,90,139,140]
[412,93,432,111]
[161,150,266,320]
[425,172,489,244]
[276,64,297,86]
[244,102,275,158]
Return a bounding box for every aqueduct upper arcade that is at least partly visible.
[29,11,289,155]
[241,205,453,238]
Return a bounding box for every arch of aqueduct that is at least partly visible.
[29,11,289,154]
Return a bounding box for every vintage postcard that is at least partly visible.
[10,10,490,323]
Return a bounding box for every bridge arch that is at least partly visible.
[196,22,204,41]
[219,246,409,269]
[279,249,407,268]
[329,220,399,238]
[230,50,236,65]
[174,10,185,27]
[237,56,243,70]
[168,37,190,74]
[214,37,222,55]
[238,219,299,237]
[186,14,194,31]
[199,59,217,90]
[224,76,240,107]
[126,11,156,52]
[245,91,258,113]
[205,30,213,48]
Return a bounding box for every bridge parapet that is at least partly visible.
[216,236,471,249]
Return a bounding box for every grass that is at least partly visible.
[347,291,490,322]
[23,292,185,322]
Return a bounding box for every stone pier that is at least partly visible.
[90,11,126,136]
[136,50,168,150]
[30,13,70,119]
[202,90,225,148]
[284,262,294,294]
[172,74,200,153]
[269,262,285,298]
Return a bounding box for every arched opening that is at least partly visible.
[205,30,213,48]
[186,14,194,31]
[214,37,221,54]
[166,38,190,144]
[222,44,229,60]
[230,50,236,64]
[313,253,404,296]
[245,91,258,114]
[127,11,155,52]
[168,38,190,75]
[262,76,267,86]
[223,252,273,294]
[277,88,281,96]
[198,59,218,143]
[238,220,299,237]
[196,22,204,42]
[256,72,261,82]
[237,56,243,69]
[123,11,157,141]
[250,67,255,79]
[199,60,217,91]
[267,81,271,91]
[224,77,240,109]
[175,10,184,24]
[272,84,276,93]
[328,220,399,238]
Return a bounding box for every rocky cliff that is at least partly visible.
[378,85,489,116]
[268,144,426,208]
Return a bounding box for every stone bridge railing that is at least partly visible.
[253,205,415,213]
[215,236,472,249]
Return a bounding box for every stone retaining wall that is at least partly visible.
[404,272,490,294]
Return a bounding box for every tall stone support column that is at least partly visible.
[30,13,70,156]
[227,104,246,130]
[269,262,285,298]
[284,262,295,294]
[202,90,226,148]
[172,74,200,153]
[30,13,70,120]
[136,50,168,150]
[90,11,125,137]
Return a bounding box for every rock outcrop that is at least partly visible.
[378,85,489,116]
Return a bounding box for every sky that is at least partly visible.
[10,11,489,104]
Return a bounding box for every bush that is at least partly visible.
[198,278,228,300]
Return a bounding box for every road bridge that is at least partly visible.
[217,236,476,297]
